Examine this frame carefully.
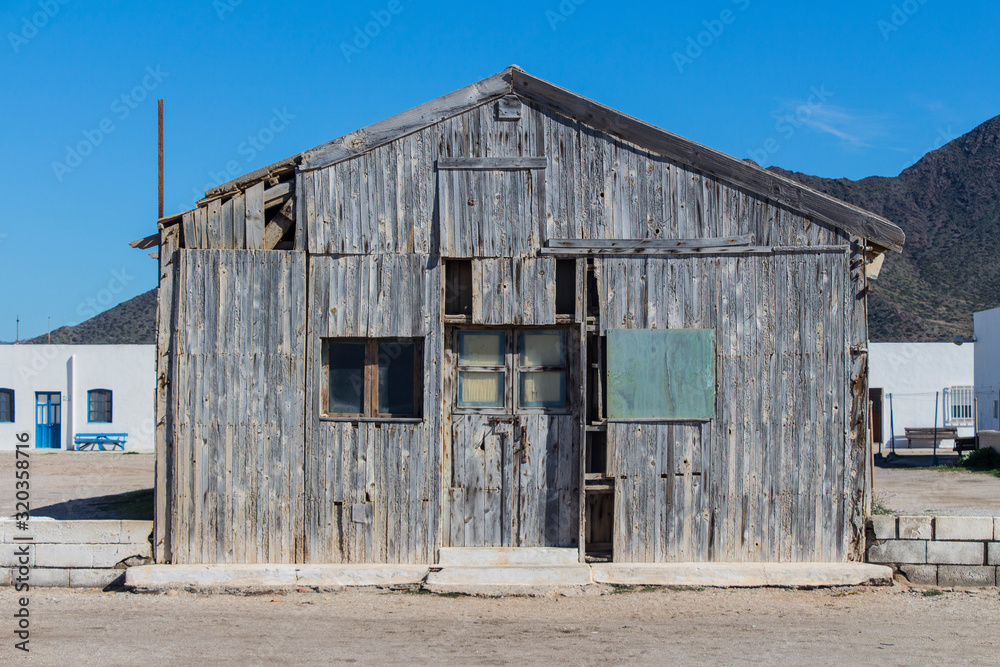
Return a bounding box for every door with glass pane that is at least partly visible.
[446,328,579,548]
[35,392,62,449]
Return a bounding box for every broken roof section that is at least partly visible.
[166,65,905,253]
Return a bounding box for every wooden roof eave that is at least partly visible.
[190,65,905,253]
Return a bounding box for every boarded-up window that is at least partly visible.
[606,329,715,420]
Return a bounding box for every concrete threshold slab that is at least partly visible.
[592,562,893,588]
[126,564,430,592]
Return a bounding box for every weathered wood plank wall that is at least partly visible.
[303,254,441,564]
[170,249,306,564]
[599,251,857,562]
[162,92,869,565]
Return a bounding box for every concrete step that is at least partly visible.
[126,564,430,591]
[428,564,593,587]
[437,547,579,566]
[591,562,893,588]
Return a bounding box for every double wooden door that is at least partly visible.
[446,327,580,548]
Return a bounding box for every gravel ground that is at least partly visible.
[3,585,999,665]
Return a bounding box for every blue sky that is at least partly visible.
[1,0,998,341]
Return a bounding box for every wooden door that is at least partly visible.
[446,328,579,548]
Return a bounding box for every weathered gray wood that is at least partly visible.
[438,157,547,170]
[541,245,845,256]
[546,236,753,250]
[244,182,265,250]
[509,69,904,252]
[263,198,295,249]
[300,71,512,171]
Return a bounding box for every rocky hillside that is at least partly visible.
[21,289,157,345]
[771,115,1000,341]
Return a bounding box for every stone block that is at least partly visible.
[898,517,932,540]
[69,569,126,588]
[897,564,937,586]
[867,539,926,564]
[0,543,34,568]
[119,521,154,545]
[995,518,1000,541]
[34,543,148,569]
[30,568,71,587]
[988,542,1000,566]
[926,541,984,565]
[934,517,994,541]
[871,516,897,540]
[937,566,996,587]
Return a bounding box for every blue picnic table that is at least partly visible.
[74,433,128,451]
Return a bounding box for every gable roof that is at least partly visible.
[202,66,905,252]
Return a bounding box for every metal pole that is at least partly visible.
[889,393,895,456]
[933,391,939,466]
[158,99,164,220]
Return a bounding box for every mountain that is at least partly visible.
[21,289,157,345]
[770,115,1000,341]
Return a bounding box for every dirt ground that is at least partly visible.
[3,450,1000,519]
[873,447,1000,516]
[0,451,154,519]
[3,585,999,665]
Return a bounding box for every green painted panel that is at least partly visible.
[607,329,715,420]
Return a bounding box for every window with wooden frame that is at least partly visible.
[0,389,13,423]
[454,329,569,413]
[323,338,423,419]
[87,389,112,423]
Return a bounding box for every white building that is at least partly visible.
[868,342,975,449]
[0,345,155,451]
[974,306,1000,432]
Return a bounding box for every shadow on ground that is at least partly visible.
[33,488,154,521]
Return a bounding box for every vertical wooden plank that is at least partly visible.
[245,183,264,250]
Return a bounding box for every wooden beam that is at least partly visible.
[263,181,293,205]
[540,244,847,256]
[300,70,513,171]
[510,69,905,252]
[438,157,547,170]
[130,232,161,249]
[545,236,753,250]
[263,197,295,249]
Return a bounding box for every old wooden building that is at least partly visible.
[140,66,904,567]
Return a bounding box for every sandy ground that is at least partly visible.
[0,451,154,519]
[3,450,1000,519]
[873,447,1000,516]
[3,585,999,665]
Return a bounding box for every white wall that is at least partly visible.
[868,342,975,448]
[0,345,155,451]
[974,307,1000,431]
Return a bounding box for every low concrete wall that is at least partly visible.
[867,515,999,586]
[977,430,1000,456]
[0,519,152,588]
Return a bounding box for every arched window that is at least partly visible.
[0,389,13,422]
[88,389,112,423]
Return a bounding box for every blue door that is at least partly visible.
[35,392,62,449]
